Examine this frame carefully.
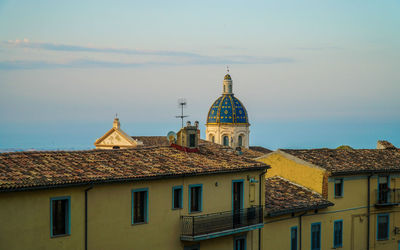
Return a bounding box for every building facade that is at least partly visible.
[0,127,268,250]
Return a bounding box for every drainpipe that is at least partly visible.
[259,170,266,250]
[367,174,371,250]
[85,186,93,250]
[298,211,307,250]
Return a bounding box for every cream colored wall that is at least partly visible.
[257,152,326,194]
[205,124,250,149]
[0,170,264,250]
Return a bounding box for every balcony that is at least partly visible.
[181,206,263,241]
[375,188,400,207]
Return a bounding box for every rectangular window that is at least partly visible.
[378,176,390,204]
[291,226,298,250]
[184,245,200,250]
[377,214,389,240]
[333,220,343,248]
[189,184,202,213]
[311,222,321,250]
[189,134,196,147]
[50,196,70,237]
[234,235,246,250]
[334,179,343,197]
[172,186,183,209]
[132,188,148,224]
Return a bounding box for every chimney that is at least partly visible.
[377,140,397,150]
[176,121,200,149]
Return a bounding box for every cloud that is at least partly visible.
[295,46,343,51]
[0,39,295,69]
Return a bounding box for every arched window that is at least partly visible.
[210,135,215,143]
[238,135,243,147]
[223,136,229,146]
[113,146,120,149]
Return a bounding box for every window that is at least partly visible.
[234,235,246,250]
[311,222,321,250]
[238,135,243,147]
[184,245,200,250]
[211,135,215,143]
[50,196,70,237]
[223,136,229,146]
[334,179,343,197]
[377,214,389,240]
[132,188,148,224]
[189,184,202,213]
[189,134,196,147]
[378,176,389,204]
[291,226,298,250]
[333,220,343,248]
[172,186,183,209]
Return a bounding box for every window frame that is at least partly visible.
[377,213,390,241]
[189,184,203,213]
[131,188,149,225]
[50,196,71,238]
[311,222,321,250]
[232,179,244,210]
[172,185,183,210]
[291,226,298,250]
[234,234,247,250]
[334,178,343,198]
[333,219,343,248]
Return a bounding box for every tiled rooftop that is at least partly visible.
[249,146,272,155]
[280,148,400,175]
[265,176,333,217]
[0,142,267,192]
[131,136,170,146]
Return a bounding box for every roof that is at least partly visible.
[131,136,170,146]
[0,143,268,192]
[206,94,249,125]
[265,176,334,217]
[279,148,400,175]
[249,146,272,155]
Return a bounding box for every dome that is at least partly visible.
[206,94,249,124]
[224,74,232,80]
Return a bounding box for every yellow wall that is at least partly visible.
[0,170,264,250]
[257,152,326,194]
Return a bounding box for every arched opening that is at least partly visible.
[238,135,243,147]
[210,135,215,143]
[223,136,229,146]
[112,146,120,149]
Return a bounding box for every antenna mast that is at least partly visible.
[175,98,188,128]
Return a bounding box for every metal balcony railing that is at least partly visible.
[181,206,263,241]
[375,188,400,206]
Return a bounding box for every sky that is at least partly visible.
[0,0,399,151]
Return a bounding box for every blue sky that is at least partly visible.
[0,0,399,150]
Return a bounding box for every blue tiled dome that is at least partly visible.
[206,94,249,124]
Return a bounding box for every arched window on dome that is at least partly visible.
[238,135,243,147]
[223,136,229,146]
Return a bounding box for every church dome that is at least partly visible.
[206,93,249,125]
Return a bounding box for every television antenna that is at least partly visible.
[175,98,188,128]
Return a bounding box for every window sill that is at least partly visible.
[377,238,389,241]
[334,196,343,199]
[189,210,202,214]
[51,233,70,238]
[132,222,148,226]
[332,245,343,248]
[172,207,183,210]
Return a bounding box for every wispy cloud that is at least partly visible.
[295,46,343,51]
[0,39,295,70]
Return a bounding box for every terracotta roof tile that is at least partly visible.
[0,144,268,192]
[280,148,400,175]
[265,176,333,216]
[249,146,272,155]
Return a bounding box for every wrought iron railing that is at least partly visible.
[375,188,400,205]
[181,206,263,237]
